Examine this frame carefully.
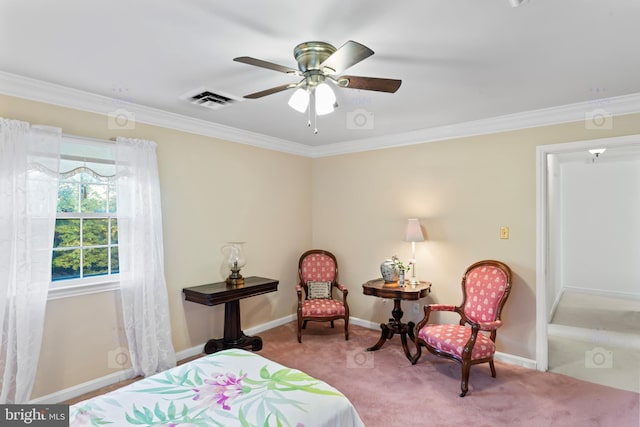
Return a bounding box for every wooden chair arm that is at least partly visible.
[429,304,456,312]
[415,304,462,332]
[333,283,349,298]
[477,320,503,331]
[461,324,481,362]
[332,283,348,306]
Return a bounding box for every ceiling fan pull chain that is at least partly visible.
[314,104,318,134]
[314,103,319,135]
[307,93,312,128]
[311,89,318,134]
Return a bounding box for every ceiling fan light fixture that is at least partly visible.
[315,82,336,116]
[288,88,309,113]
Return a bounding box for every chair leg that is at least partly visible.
[297,317,303,343]
[330,320,335,328]
[344,317,349,341]
[302,320,308,329]
[410,341,422,365]
[460,362,471,397]
[489,360,496,378]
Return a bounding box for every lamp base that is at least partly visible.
[226,269,244,287]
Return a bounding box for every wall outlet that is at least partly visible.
[413,302,420,315]
[500,226,509,239]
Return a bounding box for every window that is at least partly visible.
[50,136,119,296]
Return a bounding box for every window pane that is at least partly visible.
[110,218,118,244]
[108,183,117,213]
[83,218,108,245]
[52,249,80,281]
[57,182,79,213]
[111,246,119,274]
[81,183,108,213]
[53,139,119,287]
[54,219,80,247]
[84,247,109,277]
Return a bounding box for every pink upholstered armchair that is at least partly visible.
[411,260,512,396]
[296,249,349,343]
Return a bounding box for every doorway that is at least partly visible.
[536,134,640,392]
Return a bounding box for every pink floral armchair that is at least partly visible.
[411,260,512,396]
[296,249,349,343]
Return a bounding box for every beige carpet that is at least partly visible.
[549,290,640,393]
[65,320,639,426]
[258,322,639,427]
[551,291,640,334]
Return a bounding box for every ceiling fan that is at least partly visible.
[233,40,402,117]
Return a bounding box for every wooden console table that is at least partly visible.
[183,276,279,354]
[362,278,431,361]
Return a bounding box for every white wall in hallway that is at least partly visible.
[560,155,640,297]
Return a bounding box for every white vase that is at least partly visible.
[380,260,399,283]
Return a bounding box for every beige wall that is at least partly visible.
[310,114,640,360]
[0,94,312,398]
[2,93,640,399]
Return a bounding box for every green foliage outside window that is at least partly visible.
[52,170,119,282]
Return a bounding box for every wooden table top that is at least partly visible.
[183,276,279,306]
[362,278,431,300]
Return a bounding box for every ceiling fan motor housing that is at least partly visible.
[293,42,337,73]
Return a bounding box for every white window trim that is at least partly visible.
[48,276,120,300]
[49,133,120,300]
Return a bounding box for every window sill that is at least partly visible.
[48,279,120,300]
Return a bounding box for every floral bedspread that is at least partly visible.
[69,349,364,427]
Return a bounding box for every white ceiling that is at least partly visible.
[2,0,640,156]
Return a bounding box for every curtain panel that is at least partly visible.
[0,119,61,403]
[115,137,176,377]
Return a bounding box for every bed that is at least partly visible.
[69,349,364,427]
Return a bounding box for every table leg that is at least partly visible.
[366,299,417,361]
[203,300,264,354]
[366,322,395,352]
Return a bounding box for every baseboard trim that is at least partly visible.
[29,367,136,404]
[495,351,537,369]
[174,314,297,361]
[549,287,565,322]
[349,316,380,330]
[562,286,640,301]
[31,313,535,403]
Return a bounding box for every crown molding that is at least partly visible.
[2,70,640,159]
[311,93,640,157]
[0,71,313,157]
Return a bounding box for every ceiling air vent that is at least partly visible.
[181,88,240,110]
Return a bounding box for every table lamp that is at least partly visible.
[224,242,246,286]
[405,219,425,285]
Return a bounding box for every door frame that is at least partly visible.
[535,134,640,371]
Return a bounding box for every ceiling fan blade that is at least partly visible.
[234,56,301,76]
[243,83,297,99]
[338,76,402,93]
[320,40,374,74]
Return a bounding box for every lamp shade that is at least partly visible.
[315,82,336,116]
[288,88,309,113]
[405,218,425,242]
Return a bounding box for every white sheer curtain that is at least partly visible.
[0,119,61,403]
[115,137,176,377]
